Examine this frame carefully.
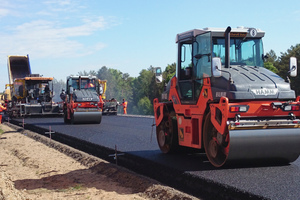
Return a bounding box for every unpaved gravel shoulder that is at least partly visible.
[0,123,199,200]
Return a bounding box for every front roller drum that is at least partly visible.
[72,111,102,124]
[228,128,300,163]
[203,113,300,167]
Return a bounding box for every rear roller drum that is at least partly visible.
[203,112,229,167]
[96,114,102,124]
[70,112,102,124]
[70,113,75,124]
[156,111,178,153]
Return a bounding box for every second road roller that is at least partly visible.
[61,75,104,124]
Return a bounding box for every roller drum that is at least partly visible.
[72,111,102,124]
[228,128,300,163]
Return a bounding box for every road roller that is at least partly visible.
[153,26,300,167]
[61,75,104,124]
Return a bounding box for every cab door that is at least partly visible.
[176,32,212,149]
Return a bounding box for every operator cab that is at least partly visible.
[66,76,100,94]
[154,67,163,83]
[176,26,297,103]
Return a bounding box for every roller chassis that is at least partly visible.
[154,77,300,167]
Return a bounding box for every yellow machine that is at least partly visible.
[4,84,12,102]
[99,80,107,99]
[6,55,61,117]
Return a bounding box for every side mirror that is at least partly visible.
[69,86,74,94]
[290,57,297,77]
[212,57,222,77]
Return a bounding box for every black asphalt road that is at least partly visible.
[16,115,300,200]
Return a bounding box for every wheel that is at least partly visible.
[156,111,178,153]
[70,113,75,124]
[203,112,229,167]
[64,109,70,124]
[96,114,102,124]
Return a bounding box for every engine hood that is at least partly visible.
[211,65,295,100]
[73,90,99,102]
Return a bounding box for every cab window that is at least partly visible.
[193,32,212,79]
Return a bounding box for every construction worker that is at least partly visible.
[44,85,50,93]
[0,103,6,112]
[121,99,128,114]
[0,103,6,124]
[84,80,95,89]
[88,82,95,88]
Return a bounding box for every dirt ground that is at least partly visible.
[0,123,199,200]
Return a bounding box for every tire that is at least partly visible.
[64,109,70,124]
[156,111,178,153]
[203,112,228,167]
[96,114,102,124]
[70,113,75,124]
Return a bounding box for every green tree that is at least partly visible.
[264,62,279,74]
[273,44,300,95]
[95,66,134,113]
[163,63,176,84]
[77,70,97,76]
[97,66,110,81]
[265,50,278,64]
[137,96,153,115]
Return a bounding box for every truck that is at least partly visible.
[61,75,104,124]
[153,26,300,167]
[5,55,60,118]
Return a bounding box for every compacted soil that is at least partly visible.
[0,123,199,200]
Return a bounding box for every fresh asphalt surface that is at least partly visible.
[16,115,300,200]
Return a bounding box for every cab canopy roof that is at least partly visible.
[176,26,265,43]
[15,77,53,81]
[67,75,98,80]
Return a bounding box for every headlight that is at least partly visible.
[229,105,249,112]
[283,104,300,111]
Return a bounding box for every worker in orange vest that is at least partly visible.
[0,103,6,124]
[0,103,6,112]
[121,99,128,114]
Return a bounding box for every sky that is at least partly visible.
[0,0,300,91]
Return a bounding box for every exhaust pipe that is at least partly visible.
[225,26,231,68]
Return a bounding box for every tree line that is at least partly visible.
[264,44,300,94]
[52,43,300,115]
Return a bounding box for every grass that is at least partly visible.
[71,184,84,190]
[57,184,85,192]
[0,128,3,135]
